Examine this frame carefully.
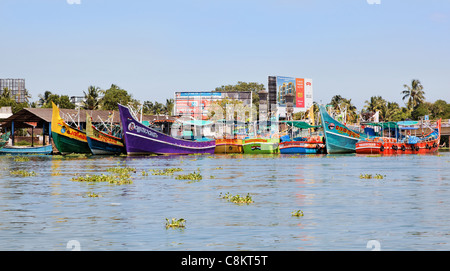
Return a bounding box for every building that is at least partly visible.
[0,79,29,103]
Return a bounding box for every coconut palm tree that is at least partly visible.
[82,85,102,110]
[402,79,425,111]
[364,96,387,121]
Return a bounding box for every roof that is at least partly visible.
[0,107,176,128]
[282,120,321,129]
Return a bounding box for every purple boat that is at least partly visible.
[118,104,216,155]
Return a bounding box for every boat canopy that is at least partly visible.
[283,121,321,129]
[363,122,398,130]
[397,120,419,126]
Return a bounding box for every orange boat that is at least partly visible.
[214,138,243,153]
[355,119,441,155]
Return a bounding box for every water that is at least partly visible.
[0,152,449,251]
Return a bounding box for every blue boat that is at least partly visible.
[278,121,326,154]
[0,144,53,155]
[319,105,367,154]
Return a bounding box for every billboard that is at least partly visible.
[272,76,313,117]
[174,91,252,120]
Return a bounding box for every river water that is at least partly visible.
[0,151,449,251]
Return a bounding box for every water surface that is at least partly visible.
[0,152,449,250]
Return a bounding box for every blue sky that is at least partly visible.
[1,0,449,109]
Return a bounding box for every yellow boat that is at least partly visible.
[214,138,243,153]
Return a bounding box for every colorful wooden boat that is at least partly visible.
[319,104,367,154]
[118,104,216,155]
[242,137,279,154]
[214,138,243,153]
[51,102,91,154]
[279,137,326,154]
[356,119,441,155]
[0,144,53,155]
[278,121,326,154]
[86,113,125,155]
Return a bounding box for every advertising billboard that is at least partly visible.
[174,91,252,120]
[272,76,313,117]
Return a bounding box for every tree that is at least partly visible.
[364,96,387,121]
[82,85,102,110]
[101,84,133,111]
[329,95,358,123]
[214,81,265,112]
[38,91,75,109]
[402,79,426,111]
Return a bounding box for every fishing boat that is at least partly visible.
[242,137,279,154]
[118,104,216,155]
[215,138,243,153]
[278,121,326,154]
[86,113,125,155]
[0,144,53,155]
[355,119,441,155]
[319,104,367,154]
[51,102,91,154]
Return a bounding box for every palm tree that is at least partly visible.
[364,96,387,121]
[1,87,12,99]
[165,98,174,116]
[38,91,53,107]
[402,79,425,111]
[385,102,402,122]
[82,85,102,110]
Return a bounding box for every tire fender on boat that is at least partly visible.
[380,145,384,152]
[401,145,406,151]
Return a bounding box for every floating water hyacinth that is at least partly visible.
[220,192,253,204]
[71,173,132,185]
[165,218,186,229]
[175,168,202,182]
[10,169,36,177]
[106,166,136,175]
[13,156,30,162]
[359,173,385,179]
[291,210,304,217]
[151,168,183,176]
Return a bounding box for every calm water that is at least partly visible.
[0,151,449,251]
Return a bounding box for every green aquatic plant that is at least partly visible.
[359,173,385,179]
[220,192,254,204]
[85,192,101,198]
[10,169,36,177]
[165,218,186,229]
[291,210,304,217]
[151,168,183,176]
[141,170,149,176]
[107,166,136,175]
[13,156,30,162]
[175,168,202,182]
[71,173,133,185]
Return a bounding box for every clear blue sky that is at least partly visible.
[1,0,449,109]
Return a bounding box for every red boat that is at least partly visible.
[356,119,441,155]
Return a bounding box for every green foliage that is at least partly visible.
[151,168,183,176]
[13,156,30,162]
[165,218,186,229]
[10,169,36,177]
[175,168,202,182]
[291,210,304,217]
[220,192,254,204]
[82,85,102,110]
[101,84,134,111]
[359,173,385,179]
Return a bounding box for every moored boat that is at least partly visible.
[356,119,441,155]
[319,104,367,154]
[86,113,125,155]
[214,138,243,153]
[118,104,216,155]
[0,144,53,155]
[278,120,326,154]
[0,132,11,149]
[51,102,91,154]
[242,137,279,154]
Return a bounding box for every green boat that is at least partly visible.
[242,138,279,154]
[51,102,91,154]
